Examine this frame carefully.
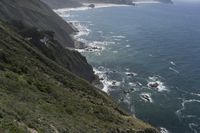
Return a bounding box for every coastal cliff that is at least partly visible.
[0,0,159,132]
[0,0,95,82]
[0,19,158,133]
[0,0,75,48]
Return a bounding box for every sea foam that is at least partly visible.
[147,76,168,92]
[159,127,170,133]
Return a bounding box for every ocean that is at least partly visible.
[55,1,200,133]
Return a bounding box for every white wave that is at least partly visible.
[74,41,107,53]
[122,93,135,114]
[123,93,131,105]
[140,93,153,103]
[75,49,86,53]
[189,123,198,133]
[128,82,137,87]
[81,41,114,53]
[93,67,121,93]
[189,92,200,97]
[70,21,91,38]
[93,67,110,93]
[54,3,129,13]
[125,72,138,77]
[84,3,130,9]
[133,1,160,4]
[176,99,200,120]
[159,127,170,133]
[137,81,143,86]
[176,89,200,97]
[112,35,126,39]
[90,41,114,46]
[170,61,176,66]
[110,80,121,86]
[113,38,122,41]
[54,7,91,13]
[183,115,197,118]
[147,76,168,92]
[169,67,179,74]
[126,44,131,47]
[56,13,71,18]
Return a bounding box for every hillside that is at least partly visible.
[0,20,158,133]
[0,0,75,47]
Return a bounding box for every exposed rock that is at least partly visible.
[149,82,159,88]
[88,4,95,8]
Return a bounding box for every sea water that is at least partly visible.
[55,1,200,133]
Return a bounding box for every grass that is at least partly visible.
[0,20,158,133]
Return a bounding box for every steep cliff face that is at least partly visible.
[0,0,75,47]
[0,20,158,133]
[0,0,95,82]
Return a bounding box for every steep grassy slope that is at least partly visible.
[0,0,75,47]
[7,20,95,82]
[0,20,158,133]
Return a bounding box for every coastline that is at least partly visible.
[54,1,161,50]
[54,1,168,93]
[54,1,162,15]
[54,3,172,133]
[50,2,200,133]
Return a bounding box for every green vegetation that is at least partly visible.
[0,0,75,47]
[7,20,95,82]
[0,20,158,132]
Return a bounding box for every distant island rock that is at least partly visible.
[88,3,95,8]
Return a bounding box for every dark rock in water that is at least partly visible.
[126,73,134,77]
[112,81,117,85]
[91,46,100,50]
[149,82,159,88]
[88,4,95,8]
[85,46,102,52]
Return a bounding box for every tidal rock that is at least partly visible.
[149,82,159,88]
[88,4,95,8]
